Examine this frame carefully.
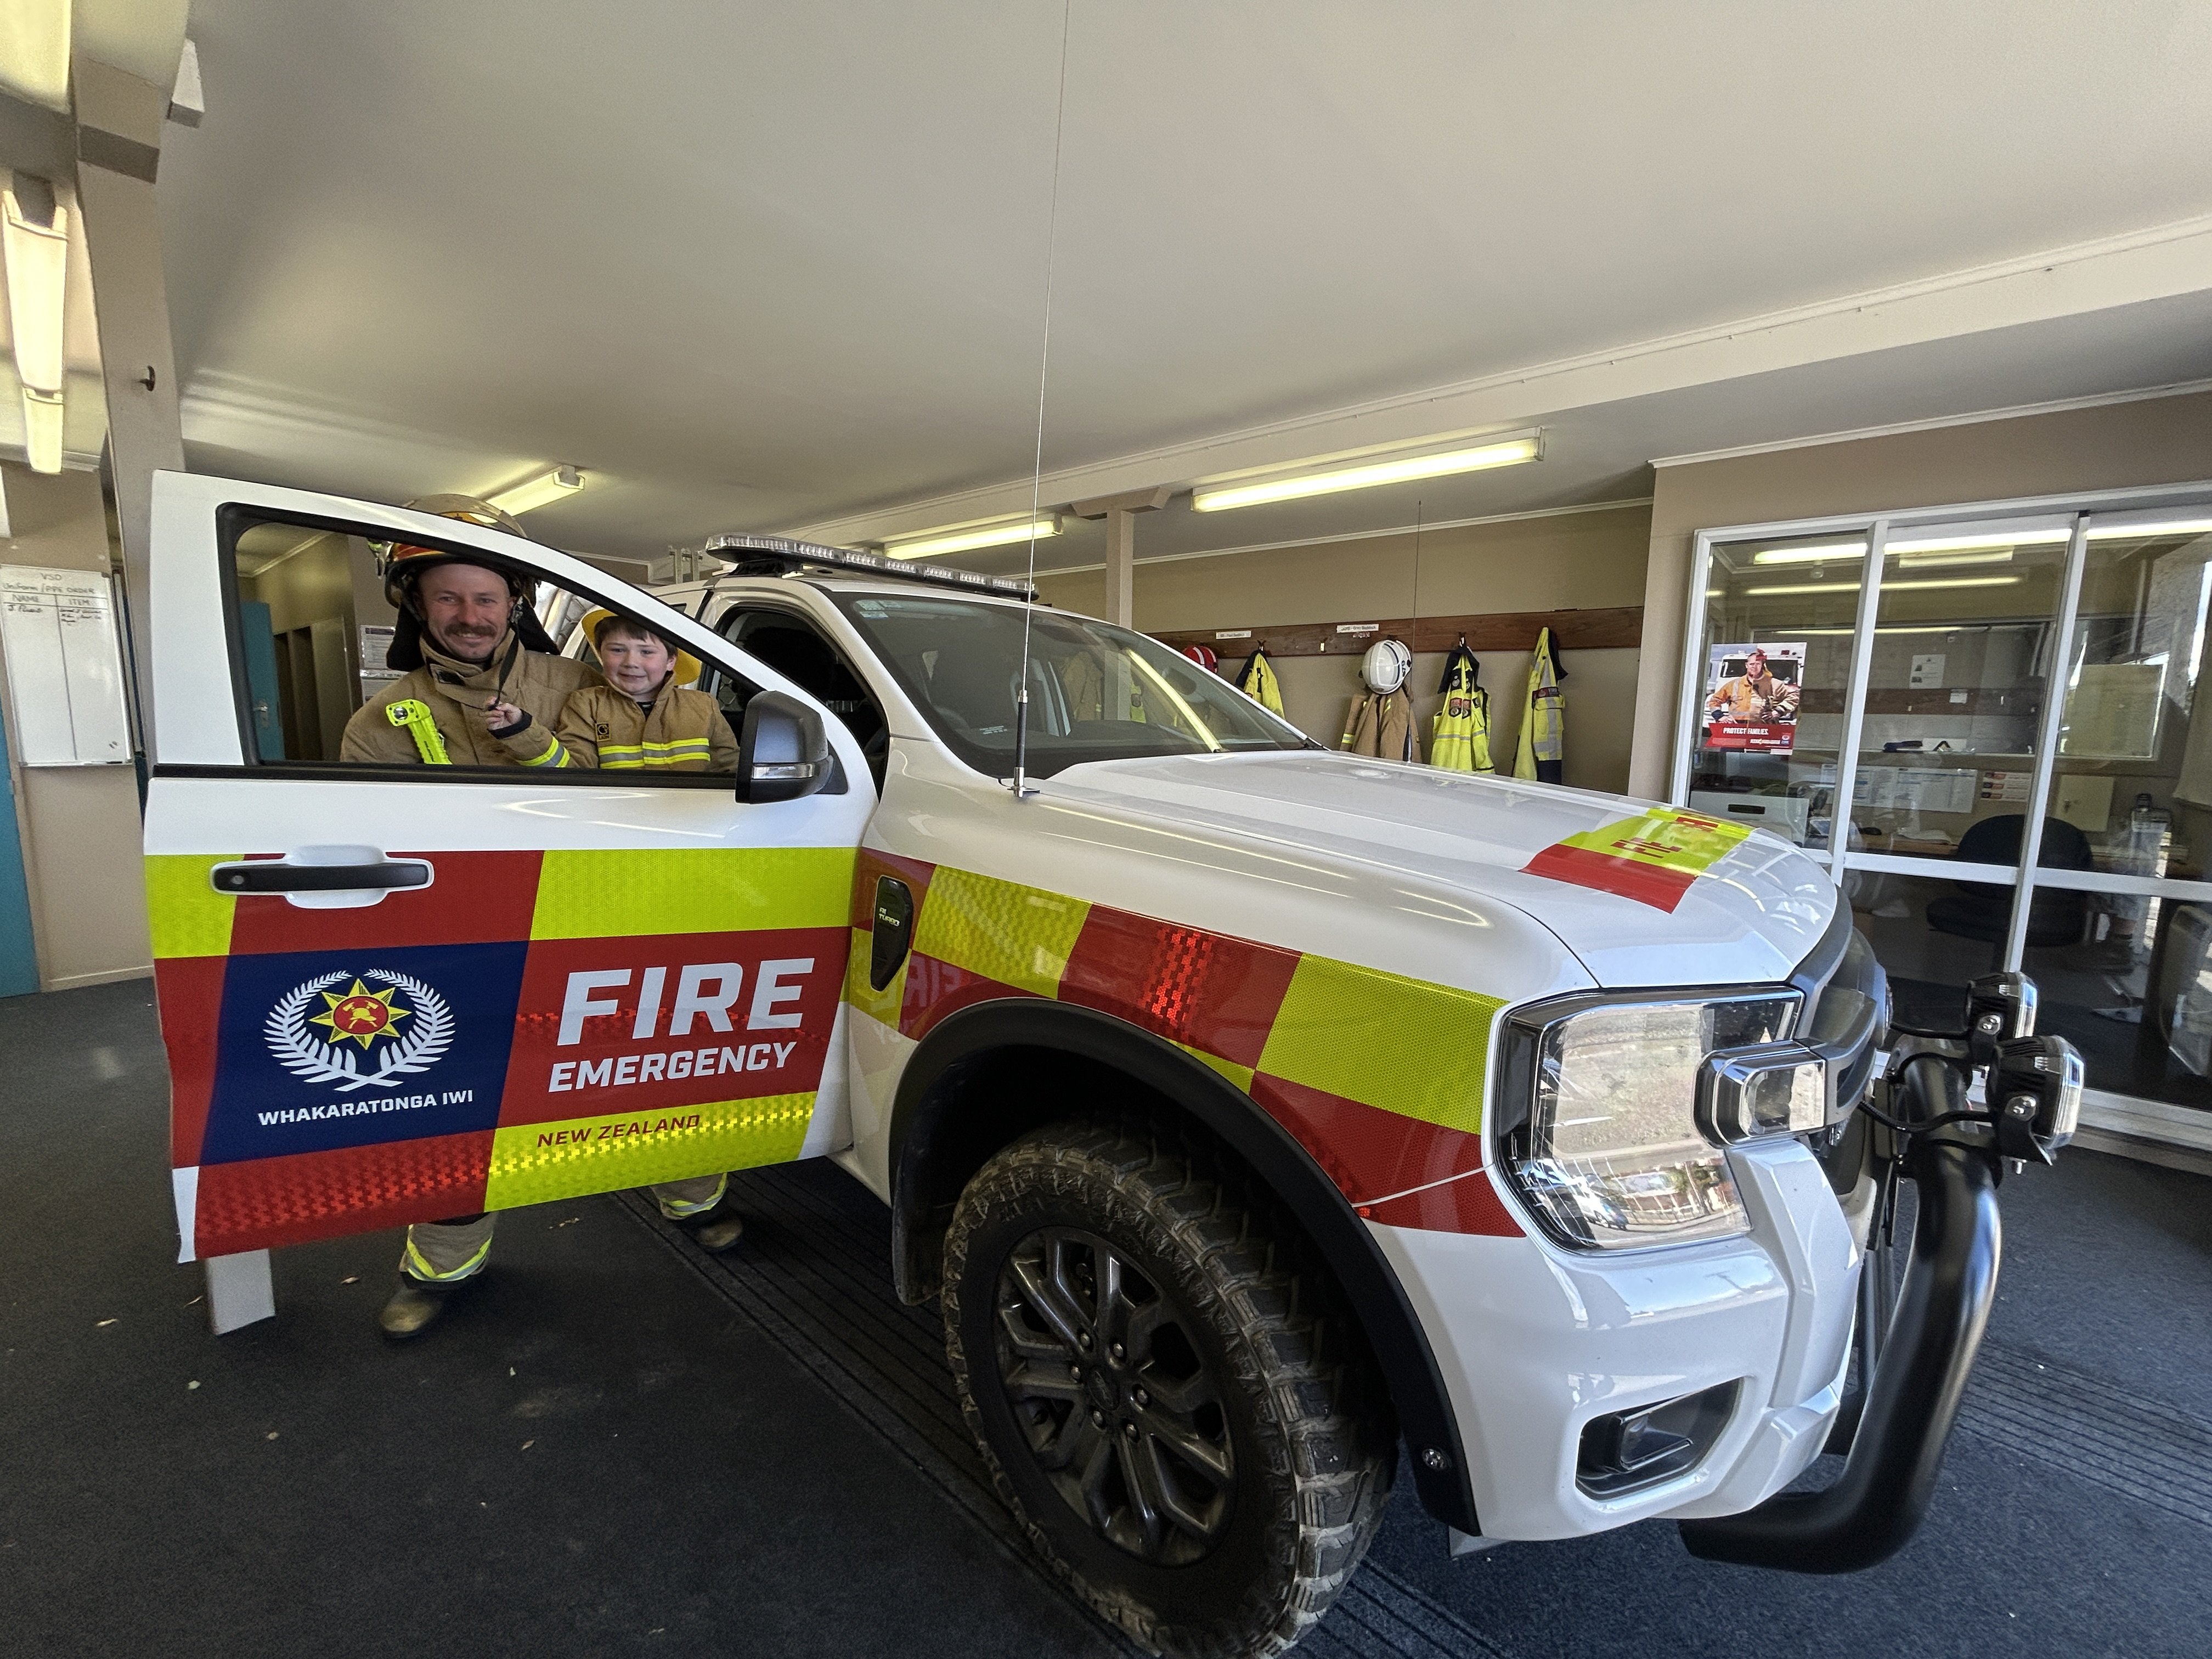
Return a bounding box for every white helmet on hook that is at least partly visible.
[1361,638,1412,693]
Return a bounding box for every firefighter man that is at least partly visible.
[339,494,592,769]
[340,496,746,1339]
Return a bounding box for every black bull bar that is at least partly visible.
[1678,1050,2004,1573]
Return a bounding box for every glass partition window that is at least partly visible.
[1851,521,2069,863]
[2028,516,2212,1110]
[1690,532,1867,851]
[1847,868,2006,1032]
[1679,497,2212,1120]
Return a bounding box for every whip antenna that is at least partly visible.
[1012,0,1073,800]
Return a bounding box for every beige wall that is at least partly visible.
[1036,503,1651,795]
[1630,390,2212,797]
[0,462,153,991]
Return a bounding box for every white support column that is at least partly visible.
[1104,506,1135,628]
[1071,485,1173,629]
[74,55,187,752]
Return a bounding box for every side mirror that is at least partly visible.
[738,690,832,803]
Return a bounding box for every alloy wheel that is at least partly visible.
[992,1226,1235,1566]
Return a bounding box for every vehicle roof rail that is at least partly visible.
[698,534,1042,602]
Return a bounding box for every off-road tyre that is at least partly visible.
[943,1120,1395,1658]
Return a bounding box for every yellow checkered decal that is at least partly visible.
[911,867,1090,998]
[144,855,241,960]
[1257,957,1500,1135]
[532,847,855,939]
[483,1092,816,1208]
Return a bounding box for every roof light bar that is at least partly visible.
[702,534,1040,600]
[1192,434,1540,514]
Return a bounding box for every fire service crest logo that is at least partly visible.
[264,968,455,1091]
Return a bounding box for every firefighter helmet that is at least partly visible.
[375,494,532,611]
[1361,637,1412,693]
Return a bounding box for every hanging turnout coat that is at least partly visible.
[1340,688,1420,763]
[1236,648,1285,716]
[1512,626,1567,783]
[1429,646,1493,773]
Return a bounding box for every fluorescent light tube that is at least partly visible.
[21,387,63,473]
[885,516,1060,560]
[3,185,68,393]
[1752,529,2074,566]
[1888,529,2068,554]
[1746,575,2022,596]
[487,466,584,516]
[1897,549,2015,569]
[1192,436,1539,513]
[1750,543,1868,565]
[2087,517,2212,540]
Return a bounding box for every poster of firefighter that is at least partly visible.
[1703,641,1805,753]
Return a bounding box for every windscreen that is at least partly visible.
[830,593,1311,779]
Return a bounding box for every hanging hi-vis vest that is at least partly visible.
[1237,648,1285,716]
[1513,626,1567,783]
[1430,646,1492,773]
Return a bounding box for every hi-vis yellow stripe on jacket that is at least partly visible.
[1429,646,1492,774]
[556,682,742,772]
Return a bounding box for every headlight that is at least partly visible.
[1498,992,1799,1251]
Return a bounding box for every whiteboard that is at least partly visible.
[0,565,133,766]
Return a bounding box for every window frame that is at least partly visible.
[210,503,819,792]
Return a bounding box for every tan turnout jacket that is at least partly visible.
[554,681,741,772]
[1340,689,1421,763]
[340,633,597,767]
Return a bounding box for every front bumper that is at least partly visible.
[1373,1137,1858,1542]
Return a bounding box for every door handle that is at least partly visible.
[210,859,433,895]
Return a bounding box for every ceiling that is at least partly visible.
[145,1,2212,565]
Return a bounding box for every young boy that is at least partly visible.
[556,611,741,772]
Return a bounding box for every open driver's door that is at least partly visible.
[143,473,873,1262]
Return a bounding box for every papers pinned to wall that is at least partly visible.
[1853,766,1977,815]
[0,566,132,766]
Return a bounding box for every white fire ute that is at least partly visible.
[143,477,2083,1659]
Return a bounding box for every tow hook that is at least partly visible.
[1678,973,2083,1573]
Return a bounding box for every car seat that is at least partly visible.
[1924,812,2092,947]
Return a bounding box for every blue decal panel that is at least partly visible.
[198,942,528,1165]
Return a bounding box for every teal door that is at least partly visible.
[0,703,38,997]
[238,599,285,760]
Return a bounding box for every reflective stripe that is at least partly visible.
[145,855,241,958]
[403,1231,490,1283]
[911,867,1090,998]
[483,1096,812,1210]
[531,847,855,939]
[519,737,570,768]
[597,737,713,770]
[656,1172,728,1217]
[1259,956,1499,1134]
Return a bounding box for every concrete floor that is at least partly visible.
[3,978,2208,1658]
